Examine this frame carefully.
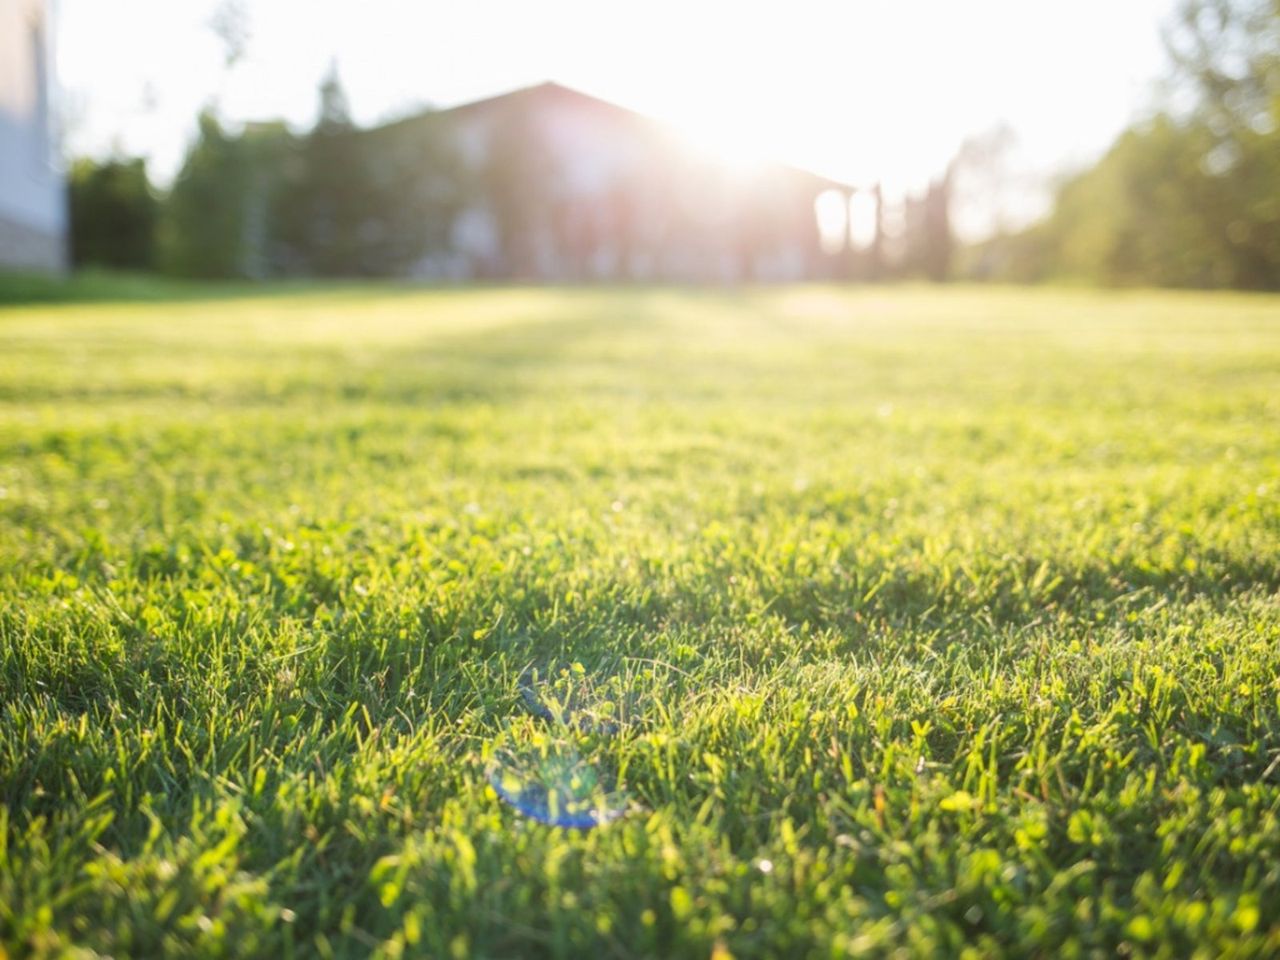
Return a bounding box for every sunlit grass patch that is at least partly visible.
[1,284,1278,957]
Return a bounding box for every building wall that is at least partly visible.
[0,0,66,272]
[370,84,849,283]
[436,89,832,282]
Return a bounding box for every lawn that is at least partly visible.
[1,284,1278,958]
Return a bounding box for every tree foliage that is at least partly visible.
[155,67,465,280]
[158,112,253,279]
[992,0,1279,289]
[270,67,372,276]
[68,157,158,271]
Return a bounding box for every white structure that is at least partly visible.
[376,83,853,282]
[0,0,65,272]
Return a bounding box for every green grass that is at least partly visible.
[1,284,1278,958]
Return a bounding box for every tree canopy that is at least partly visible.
[986,0,1279,289]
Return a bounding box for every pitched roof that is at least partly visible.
[372,81,855,192]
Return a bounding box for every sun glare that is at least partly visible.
[659,105,784,180]
[57,0,1176,218]
[814,189,849,255]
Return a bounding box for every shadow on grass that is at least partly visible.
[0,282,668,408]
[0,269,748,308]
[0,269,518,307]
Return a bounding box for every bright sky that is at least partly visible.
[58,0,1178,237]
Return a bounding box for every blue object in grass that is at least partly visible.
[488,746,628,829]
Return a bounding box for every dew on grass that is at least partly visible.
[488,742,628,829]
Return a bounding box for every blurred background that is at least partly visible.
[2,0,1277,288]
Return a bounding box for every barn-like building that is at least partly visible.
[368,82,856,282]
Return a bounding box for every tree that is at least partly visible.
[208,0,250,69]
[68,157,158,271]
[989,0,1279,289]
[1164,0,1279,134]
[158,111,252,278]
[157,65,470,280]
[1163,0,1280,287]
[272,64,379,276]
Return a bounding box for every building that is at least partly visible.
[182,81,863,282]
[0,0,65,272]
[368,82,857,282]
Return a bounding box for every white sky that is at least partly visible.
[57,0,1178,237]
